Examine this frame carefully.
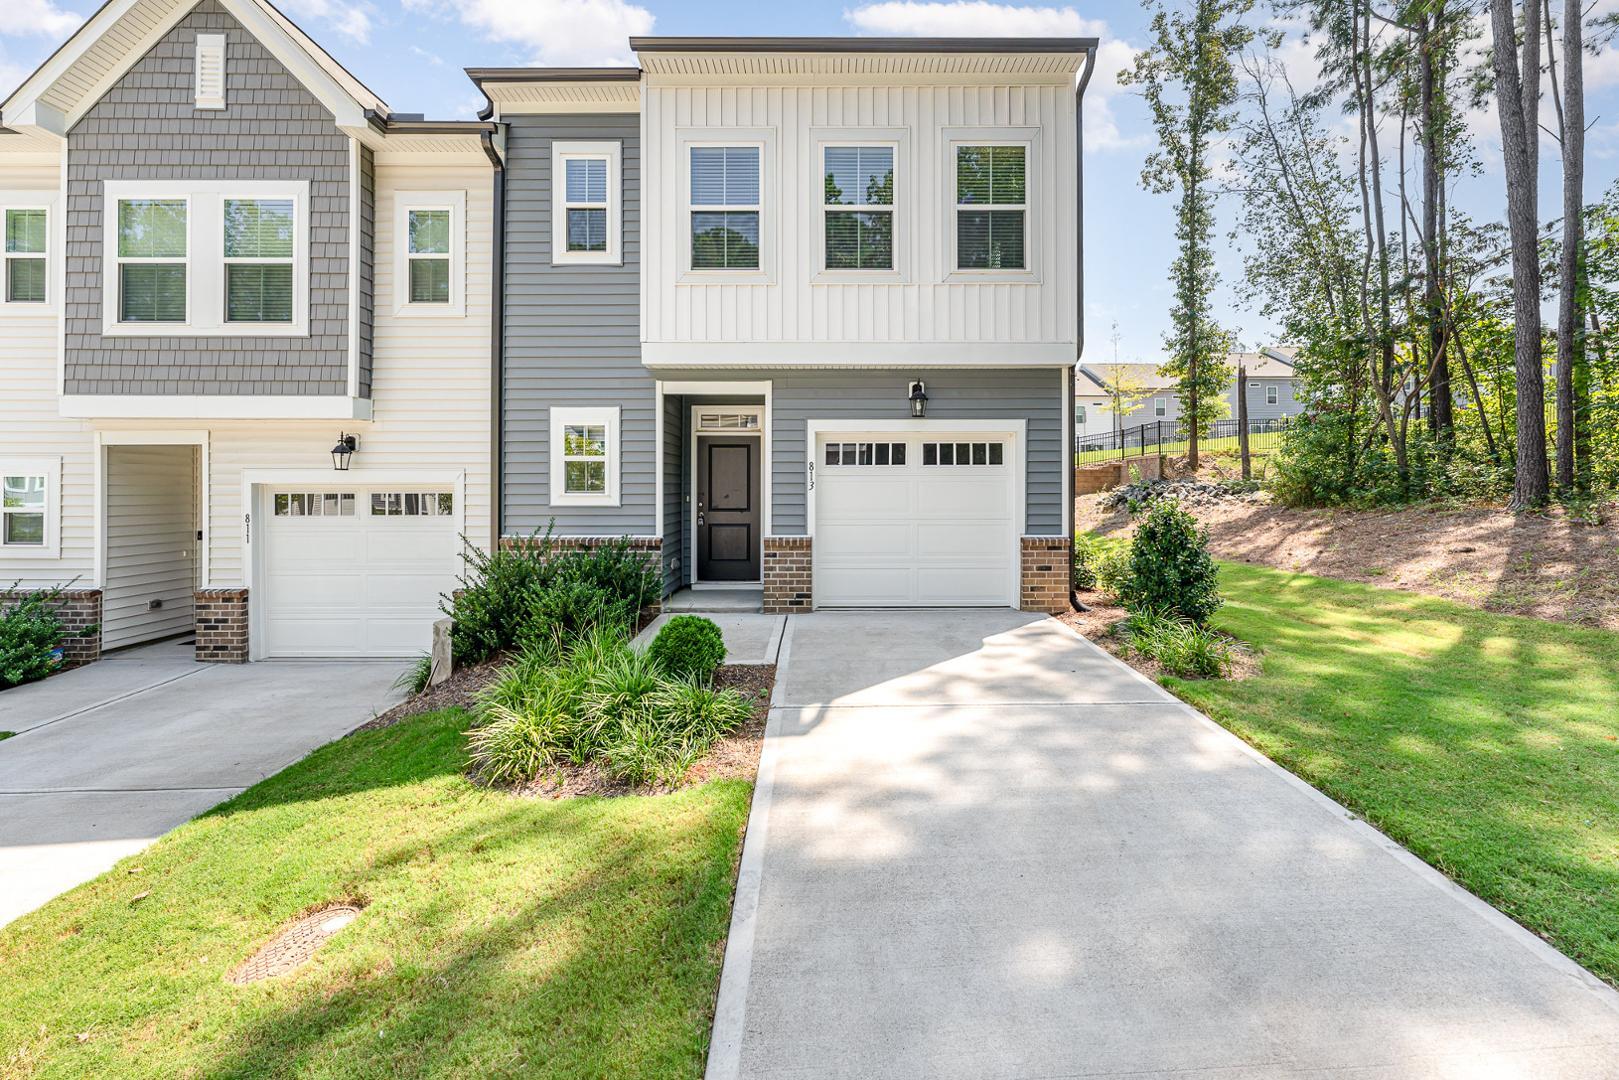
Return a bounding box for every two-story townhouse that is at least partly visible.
[473,37,1098,615]
[0,0,496,663]
[1075,347,1302,442]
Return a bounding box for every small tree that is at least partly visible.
[1094,363,1155,436]
[1118,501,1223,625]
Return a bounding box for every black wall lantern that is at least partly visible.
[908,380,929,418]
[330,433,359,471]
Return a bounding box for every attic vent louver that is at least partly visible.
[195,34,226,110]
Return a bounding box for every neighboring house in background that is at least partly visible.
[1075,347,1303,441]
[474,36,1098,616]
[0,0,495,663]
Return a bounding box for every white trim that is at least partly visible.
[689,404,765,587]
[643,341,1071,367]
[812,133,904,283]
[804,418,1027,607]
[194,34,226,110]
[550,140,623,266]
[654,381,664,541]
[549,405,621,507]
[678,131,775,283]
[347,138,361,398]
[1265,384,1280,405]
[0,196,57,311]
[393,190,467,318]
[101,179,310,337]
[943,128,1040,284]
[60,396,374,420]
[657,381,773,588]
[57,142,68,396]
[240,467,467,660]
[1154,397,1168,418]
[0,456,62,559]
[94,431,209,590]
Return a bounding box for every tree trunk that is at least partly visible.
[1555,0,1583,492]
[1237,364,1251,480]
[1491,0,1550,509]
[1421,7,1453,438]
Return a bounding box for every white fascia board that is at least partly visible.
[61,396,375,420]
[222,0,370,128]
[643,342,1076,368]
[1,0,146,124]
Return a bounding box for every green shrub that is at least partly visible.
[549,540,661,614]
[1117,501,1222,625]
[600,679,754,786]
[1120,609,1234,679]
[1093,542,1135,601]
[1,583,97,691]
[646,615,727,683]
[393,653,434,696]
[444,532,551,665]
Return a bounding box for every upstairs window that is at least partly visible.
[1266,384,1280,405]
[117,198,188,323]
[394,190,465,317]
[551,141,622,265]
[407,209,451,303]
[955,145,1026,270]
[4,207,47,305]
[823,145,894,271]
[223,198,293,323]
[690,146,760,270]
[1154,398,1167,418]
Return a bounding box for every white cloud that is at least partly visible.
[3,0,84,39]
[419,0,653,67]
[277,0,375,44]
[409,44,445,67]
[840,3,1141,150]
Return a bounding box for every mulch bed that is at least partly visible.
[1059,591,1259,683]
[351,656,507,735]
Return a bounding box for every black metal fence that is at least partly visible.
[1075,415,1293,464]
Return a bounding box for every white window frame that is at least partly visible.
[1075,405,1087,426]
[101,179,308,337]
[679,130,773,283]
[943,128,1040,284]
[551,140,621,266]
[817,139,900,279]
[393,190,466,317]
[1,199,53,310]
[1154,397,1167,418]
[549,406,620,507]
[1265,384,1280,406]
[1,456,61,558]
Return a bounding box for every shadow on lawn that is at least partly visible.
[1182,564,1619,981]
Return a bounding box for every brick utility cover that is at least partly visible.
[227,904,362,985]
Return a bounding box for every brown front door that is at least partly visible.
[696,436,761,581]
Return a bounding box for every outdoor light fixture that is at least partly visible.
[908,380,929,418]
[330,433,358,471]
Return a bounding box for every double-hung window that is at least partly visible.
[1265,384,1280,406]
[823,145,894,270]
[1154,398,1167,418]
[549,406,620,506]
[117,198,188,323]
[955,144,1027,270]
[407,209,451,304]
[1,458,58,555]
[4,207,48,305]
[551,141,622,265]
[690,146,760,270]
[394,190,465,316]
[223,198,294,323]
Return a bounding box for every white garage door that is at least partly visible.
[260,488,459,658]
[814,433,1016,607]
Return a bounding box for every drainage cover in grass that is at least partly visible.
[227,904,362,985]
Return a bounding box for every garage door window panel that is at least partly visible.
[824,441,906,467]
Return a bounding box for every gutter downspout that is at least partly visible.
[1069,42,1098,612]
[481,128,505,551]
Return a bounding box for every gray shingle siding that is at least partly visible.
[357,143,374,398]
[63,0,351,396]
[502,113,651,535]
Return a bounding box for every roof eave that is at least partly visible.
[629,36,1098,53]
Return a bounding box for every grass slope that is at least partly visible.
[0,709,751,1079]
[1173,562,1619,985]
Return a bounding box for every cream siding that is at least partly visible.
[102,443,198,648]
[641,79,1079,356]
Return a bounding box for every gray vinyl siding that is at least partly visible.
[63,0,351,396]
[103,444,198,649]
[662,393,686,591]
[662,368,1065,537]
[502,113,651,535]
[1231,377,1301,423]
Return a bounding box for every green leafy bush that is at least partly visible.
[1117,501,1222,625]
[1,583,97,691]
[1119,609,1233,679]
[646,615,727,684]
[443,534,550,664]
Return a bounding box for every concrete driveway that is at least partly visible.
[709,610,1619,1079]
[0,639,403,928]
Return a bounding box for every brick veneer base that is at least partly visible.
[1020,536,1073,614]
[1,588,102,669]
[195,588,250,663]
[762,537,812,614]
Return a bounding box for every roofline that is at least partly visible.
[363,109,498,136]
[465,67,642,84]
[1,0,119,119]
[629,36,1098,53]
[1078,368,1108,390]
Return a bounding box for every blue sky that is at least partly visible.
[5,0,1618,363]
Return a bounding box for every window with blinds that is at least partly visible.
[117,198,188,323]
[955,145,1026,270]
[223,198,294,323]
[408,209,451,303]
[690,146,760,270]
[564,157,608,253]
[823,145,894,271]
[4,208,47,304]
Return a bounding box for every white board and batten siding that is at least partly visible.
[640,79,1079,359]
[102,444,198,648]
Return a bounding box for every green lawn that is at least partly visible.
[1170,561,1619,985]
[1075,432,1284,466]
[0,709,750,1078]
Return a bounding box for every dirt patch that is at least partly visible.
[1079,492,1619,631]
[511,663,775,801]
[353,656,507,735]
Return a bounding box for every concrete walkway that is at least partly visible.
[709,610,1619,1080]
[0,640,403,928]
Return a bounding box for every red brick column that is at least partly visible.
[762,537,812,614]
[1020,536,1072,614]
[194,588,249,663]
[1,588,102,669]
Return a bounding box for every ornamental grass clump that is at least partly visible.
[1119,609,1234,679]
